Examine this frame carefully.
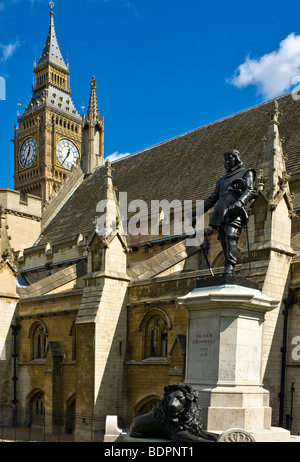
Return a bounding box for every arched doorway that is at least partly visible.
[27,390,45,428]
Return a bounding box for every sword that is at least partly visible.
[200,242,214,277]
[245,221,252,272]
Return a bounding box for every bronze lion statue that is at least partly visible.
[129,383,218,442]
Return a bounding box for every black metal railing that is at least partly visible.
[0,404,106,442]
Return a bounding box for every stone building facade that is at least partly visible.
[1,4,300,440]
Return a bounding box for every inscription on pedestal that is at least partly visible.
[192,333,216,360]
[188,320,219,382]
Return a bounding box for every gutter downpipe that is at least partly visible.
[279,292,296,428]
[11,325,21,427]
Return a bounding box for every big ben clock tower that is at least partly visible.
[14,2,82,204]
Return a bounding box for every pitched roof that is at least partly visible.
[38,91,300,246]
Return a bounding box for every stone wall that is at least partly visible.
[0,263,19,425]
[16,292,81,426]
[0,189,42,253]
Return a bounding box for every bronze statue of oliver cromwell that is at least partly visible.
[203,149,256,275]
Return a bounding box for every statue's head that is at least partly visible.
[164,388,186,416]
[224,149,243,171]
[155,383,200,421]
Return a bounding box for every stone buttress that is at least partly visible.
[74,160,129,440]
[240,100,295,423]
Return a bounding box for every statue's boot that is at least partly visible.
[223,236,238,275]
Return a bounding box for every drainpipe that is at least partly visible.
[11,325,21,426]
[287,382,295,432]
[279,292,296,428]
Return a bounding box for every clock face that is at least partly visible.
[20,137,37,168]
[57,139,79,170]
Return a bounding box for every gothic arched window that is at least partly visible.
[34,326,47,359]
[29,321,48,360]
[147,316,168,358]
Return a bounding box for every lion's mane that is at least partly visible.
[152,382,203,437]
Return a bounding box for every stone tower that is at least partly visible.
[81,76,104,175]
[13,2,82,205]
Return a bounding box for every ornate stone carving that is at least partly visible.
[217,428,256,443]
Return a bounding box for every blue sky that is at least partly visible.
[1,0,300,189]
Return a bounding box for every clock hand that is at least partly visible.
[62,148,71,165]
[25,146,31,163]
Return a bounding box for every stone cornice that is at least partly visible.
[3,207,42,222]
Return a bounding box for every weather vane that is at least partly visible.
[49,1,55,14]
[17,100,21,116]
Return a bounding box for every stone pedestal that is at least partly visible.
[176,277,290,441]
